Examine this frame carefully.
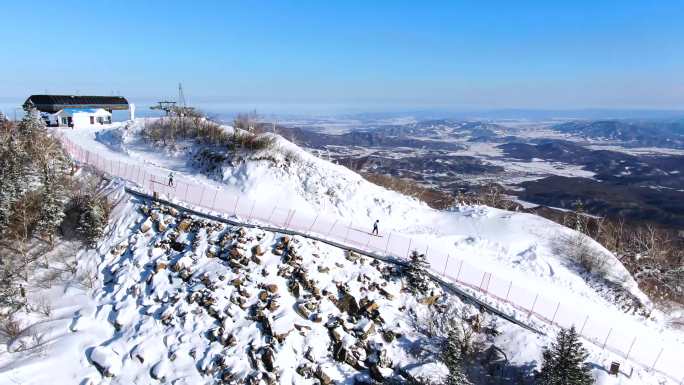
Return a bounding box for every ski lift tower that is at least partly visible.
[150,100,177,116]
[151,83,195,117]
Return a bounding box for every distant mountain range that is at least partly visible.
[553,119,684,148]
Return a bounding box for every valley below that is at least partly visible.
[273,117,684,230]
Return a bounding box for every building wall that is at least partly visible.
[51,109,112,128]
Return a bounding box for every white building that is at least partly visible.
[47,108,112,128]
[25,94,130,128]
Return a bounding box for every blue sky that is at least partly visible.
[1,1,682,110]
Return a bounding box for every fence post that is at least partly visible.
[551,302,561,324]
[479,272,488,292]
[307,213,320,233]
[211,189,219,210]
[651,347,663,371]
[442,254,450,276]
[117,160,122,176]
[528,294,538,318]
[184,183,190,202]
[198,187,205,206]
[343,221,352,242]
[456,260,464,282]
[283,210,293,227]
[248,201,256,221]
[625,337,637,360]
[137,166,142,184]
[327,219,338,236]
[290,210,298,227]
[406,239,412,259]
[267,206,277,222]
[579,315,589,335]
[601,328,612,350]
[384,232,392,255]
[232,196,240,215]
[505,281,513,301]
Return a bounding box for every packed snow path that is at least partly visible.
[57,130,684,383]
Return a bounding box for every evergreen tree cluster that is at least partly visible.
[538,327,594,385]
[0,101,68,241]
[404,250,431,295]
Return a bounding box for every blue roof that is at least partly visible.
[63,108,99,113]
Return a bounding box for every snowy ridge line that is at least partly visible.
[122,184,545,336]
[56,133,684,383]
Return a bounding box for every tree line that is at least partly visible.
[0,102,109,315]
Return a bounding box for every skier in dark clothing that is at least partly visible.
[372,219,379,236]
[168,172,174,187]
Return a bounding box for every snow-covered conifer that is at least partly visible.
[0,140,27,230]
[538,326,594,385]
[79,197,108,247]
[35,172,66,244]
[404,250,431,295]
[18,100,46,139]
[441,327,473,385]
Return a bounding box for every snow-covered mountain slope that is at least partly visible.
[55,122,684,379]
[77,122,649,313]
[0,190,673,385]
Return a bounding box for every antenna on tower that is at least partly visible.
[178,83,186,108]
[151,82,195,117]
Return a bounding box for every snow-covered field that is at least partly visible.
[2,120,681,384]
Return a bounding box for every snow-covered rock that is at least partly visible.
[90,346,122,377]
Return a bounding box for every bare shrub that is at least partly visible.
[363,173,455,209]
[35,268,62,289]
[412,301,483,359]
[231,130,277,152]
[233,111,259,132]
[34,296,52,318]
[142,116,231,147]
[77,268,98,290]
[555,232,610,277]
[454,184,521,211]
[551,206,684,304]
[0,315,24,339]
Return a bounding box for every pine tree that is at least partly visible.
[442,327,472,385]
[538,327,594,385]
[405,250,431,295]
[0,140,27,231]
[18,100,46,140]
[79,197,108,247]
[35,171,65,245]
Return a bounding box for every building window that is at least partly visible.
[62,117,68,125]
[97,117,104,124]
[90,116,95,124]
